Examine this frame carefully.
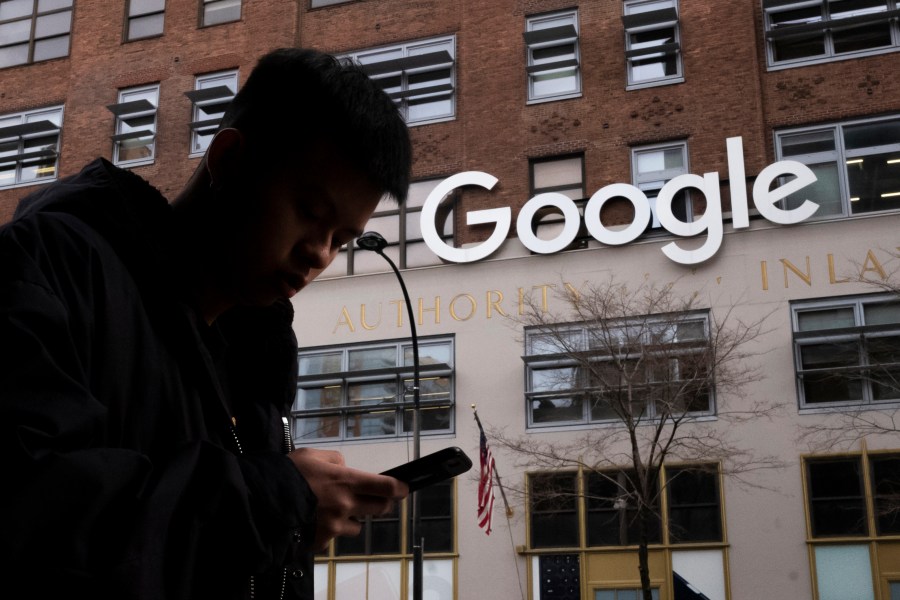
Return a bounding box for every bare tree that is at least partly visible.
[491,276,778,600]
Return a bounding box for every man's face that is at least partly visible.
[213,144,383,309]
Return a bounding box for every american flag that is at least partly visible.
[477,428,496,534]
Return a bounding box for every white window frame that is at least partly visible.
[343,36,456,126]
[775,114,900,220]
[186,70,238,157]
[524,312,714,429]
[0,105,63,189]
[792,294,900,410]
[623,0,684,89]
[631,141,690,230]
[201,0,241,27]
[126,0,166,41]
[294,337,455,443]
[764,0,900,70]
[109,84,160,167]
[0,0,73,69]
[525,10,581,103]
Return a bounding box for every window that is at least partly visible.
[529,465,721,549]
[294,337,454,442]
[775,115,900,219]
[586,470,662,546]
[632,141,690,230]
[201,0,240,26]
[622,0,683,88]
[0,0,73,69]
[0,105,62,188]
[764,0,900,69]
[524,10,581,103]
[529,155,587,250]
[107,84,159,167]
[804,452,900,600]
[316,480,456,599]
[323,178,454,277]
[126,0,165,40]
[524,312,713,428]
[310,0,352,6]
[185,70,237,156]
[528,465,725,599]
[345,36,456,126]
[792,294,900,408]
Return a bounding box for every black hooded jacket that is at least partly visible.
[0,159,317,600]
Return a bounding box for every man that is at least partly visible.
[0,48,410,599]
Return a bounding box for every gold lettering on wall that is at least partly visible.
[827,254,851,284]
[391,300,405,328]
[360,303,381,330]
[330,247,896,332]
[449,294,477,321]
[781,257,812,288]
[861,249,887,280]
[418,297,441,325]
[334,306,355,333]
[487,290,507,319]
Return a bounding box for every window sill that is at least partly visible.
[626,76,685,91]
[526,92,582,106]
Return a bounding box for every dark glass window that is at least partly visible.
[667,467,722,543]
[808,459,868,537]
[530,473,579,548]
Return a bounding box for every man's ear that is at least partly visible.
[205,128,246,188]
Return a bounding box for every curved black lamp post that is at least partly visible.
[355,231,423,600]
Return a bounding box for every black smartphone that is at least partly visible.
[381,446,473,492]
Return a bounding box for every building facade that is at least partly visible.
[2,1,900,600]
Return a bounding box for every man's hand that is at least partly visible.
[287,448,408,549]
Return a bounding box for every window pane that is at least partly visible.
[871,456,900,535]
[37,0,72,10]
[0,19,32,45]
[814,545,875,600]
[808,460,867,537]
[864,301,900,326]
[128,13,164,39]
[35,11,71,38]
[36,39,73,65]
[532,396,583,424]
[296,386,341,411]
[533,157,583,191]
[295,414,340,440]
[797,306,856,331]
[404,342,451,367]
[403,405,451,432]
[204,0,240,25]
[0,44,29,68]
[848,151,900,214]
[530,474,579,548]
[844,119,900,151]
[130,0,166,15]
[667,468,722,543]
[299,352,342,376]
[0,0,32,20]
[349,347,396,371]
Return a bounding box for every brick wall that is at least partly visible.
[0,0,297,221]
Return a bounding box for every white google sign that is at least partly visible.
[421,137,819,265]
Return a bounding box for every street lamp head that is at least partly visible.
[356,231,388,253]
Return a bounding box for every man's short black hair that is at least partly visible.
[220,47,412,203]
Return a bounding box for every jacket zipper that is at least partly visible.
[231,418,289,600]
